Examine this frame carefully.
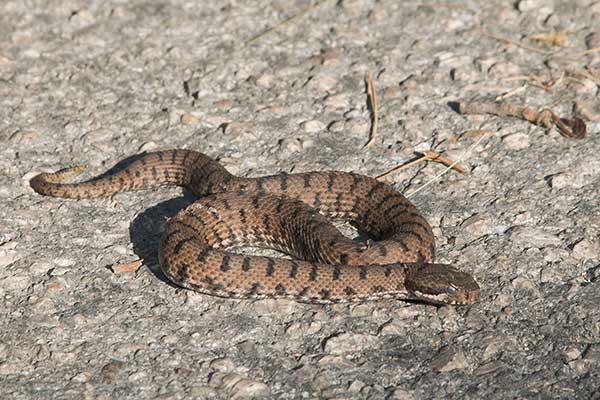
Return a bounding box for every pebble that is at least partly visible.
[71,371,92,383]
[562,346,581,362]
[431,347,468,372]
[461,213,495,237]
[324,93,350,110]
[278,137,304,153]
[323,332,380,355]
[517,0,553,14]
[306,74,338,93]
[583,344,600,362]
[511,276,540,298]
[474,361,505,376]
[488,62,521,79]
[508,226,562,247]
[300,120,326,133]
[327,120,345,133]
[570,239,599,261]
[210,357,236,373]
[180,113,200,125]
[379,319,405,336]
[389,388,415,400]
[585,32,600,49]
[255,73,275,88]
[0,246,20,268]
[502,132,530,150]
[344,118,370,136]
[9,130,40,144]
[0,274,30,293]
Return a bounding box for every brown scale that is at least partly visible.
[30,149,480,305]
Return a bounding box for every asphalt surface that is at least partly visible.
[1,1,599,399]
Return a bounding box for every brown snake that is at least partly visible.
[30,149,480,305]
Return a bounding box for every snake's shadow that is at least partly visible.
[129,192,196,284]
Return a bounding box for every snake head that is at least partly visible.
[404,263,480,305]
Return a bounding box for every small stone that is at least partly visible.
[324,93,350,109]
[190,386,219,398]
[138,141,159,152]
[223,122,254,136]
[323,332,380,355]
[583,344,600,362]
[474,361,505,376]
[100,360,125,384]
[53,258,76,268]
[547,172,571,189]
[562,346,581,362]
[0,53,14,64]
[256,73,274,88]
[327,120,345,133]
[0,274,30,294]
[128,371,147,381]
[508,226,562,247]
[492,293,512,309]
[431,347,467,372]
[517,0,553,13]
[71,371,92,383]
[209,357,235,373]
[213,99,234,111]
[344,118,370,136]
[574,100,599,121]
[488,62,521,79]
[46,277,64,291]
[461,213,493,237]
[300,120,325,133]
[379,319,405,336]
[10,130,40,144]
[0,246,20,268]
[389,388,415,400]
[306,74,338,93]
[585,32,600,49]
[180,113,200,125]
[348,380,365,394]
[571,239,599,261]
[502,132,530,150]
[569,360,589,375]
[230,378,270,400]
[511,276,539,298]
[110,259,143,274]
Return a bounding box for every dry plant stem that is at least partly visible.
[363,71,379,149]
[247,0,334,43]
[376,151,467,180]
[376,156,429,180]
[457,101,586,139]
[406,133,489,199]
[420,151,468,174]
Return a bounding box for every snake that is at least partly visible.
[30,149,480,305]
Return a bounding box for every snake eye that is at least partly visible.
[447,285,458,296]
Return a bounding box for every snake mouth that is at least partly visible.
[408,286,480,306]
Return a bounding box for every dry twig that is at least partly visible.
[457,100,586,140]
[406,133,489,198]
[362,72,379,149]
[376,150,467,180]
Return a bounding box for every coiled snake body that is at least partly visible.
[30,149,480,305]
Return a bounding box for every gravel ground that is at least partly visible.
[2,1,600,399]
